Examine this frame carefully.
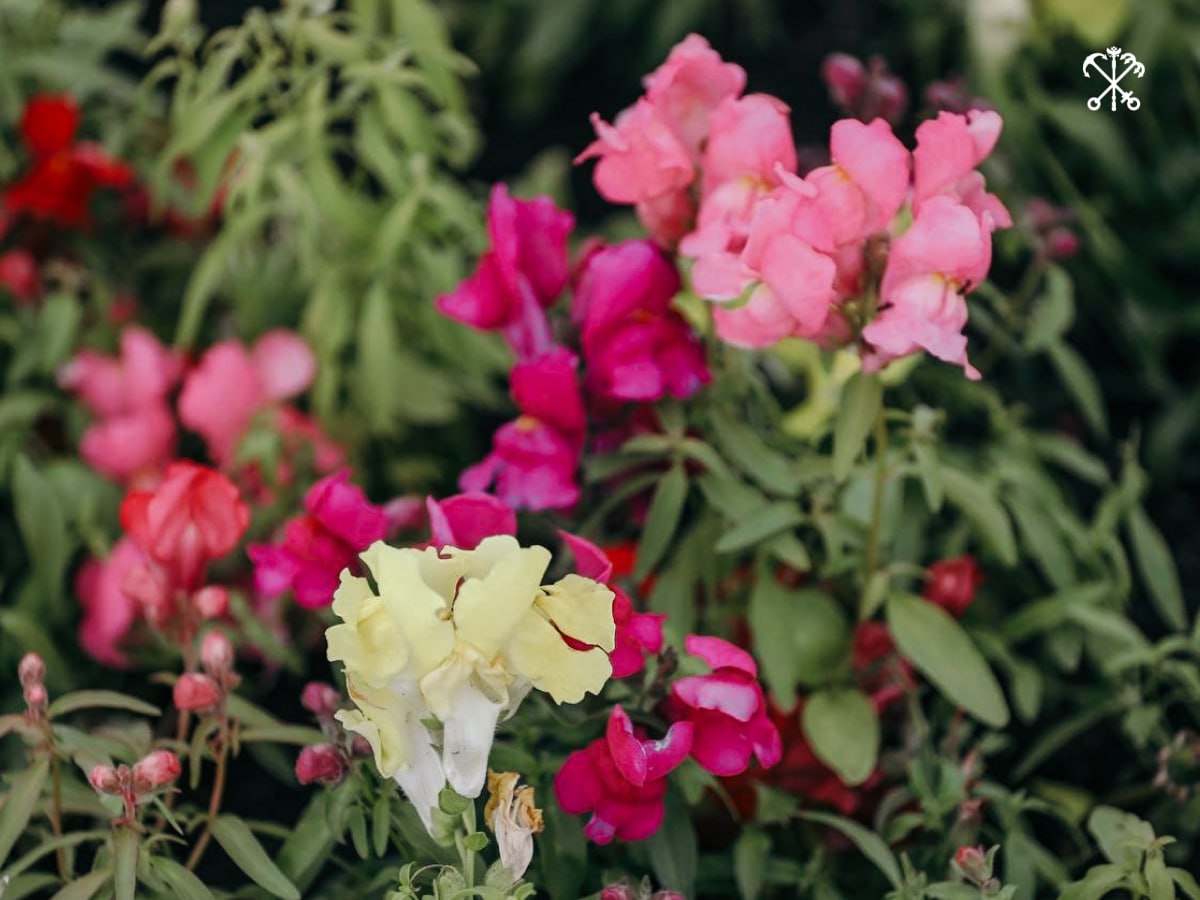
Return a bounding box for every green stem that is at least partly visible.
[863,402,889,580]
[50,756,68,879]
[458,804,477,886]
[185,732,228,871]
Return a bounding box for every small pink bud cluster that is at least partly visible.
[18,652,48,717]
[173,630,239,714]
[294,682,369,787]
[822,53,908,125]
[600,880,685,900]
[89,749,181,823]
[1024,198,1080,261]
[953,845,999,890]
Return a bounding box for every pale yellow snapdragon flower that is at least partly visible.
[326,535,615,827]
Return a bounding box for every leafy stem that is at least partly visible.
[184,727,229,871]
[863,399,889,580]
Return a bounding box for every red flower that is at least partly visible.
[120,462,249,589]
[922,556,984,618]
[4,94,132,229]
[0,250,40,304]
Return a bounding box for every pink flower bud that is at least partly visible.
[600,885,636,900]
[132,750,182,793]
[822,53,866,110]
[192,585,229,620]
[17,652,45,687]
[874,76,909,125]
[173,672,221,712]
[23,683,48,711]
[349,735,372,759]
[199,630,234,676]
[89,764,122,795]
[1045,227,1080,260]
[923,556,984,618]
[295,744,348,785]
[953,845,991,882]
[300,682,341,718]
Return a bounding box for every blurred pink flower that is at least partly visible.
[663,635,782,776]
[178,329,315,465]
[425,492,516,550]
[437,185,573,358]
[0,249,40,304]
[555,705,692,844]
[574,240,708,402]
[76,537,144,667]
[460,349,585,511]
[577,99,695,207]
[862,196,993,379]
[642,34,746,157]
[59,326,181,419]
[912,110,1010,227]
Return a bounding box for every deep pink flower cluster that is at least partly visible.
[439,186,709,511]
[579,34,1012,379]
[249,470,388,609]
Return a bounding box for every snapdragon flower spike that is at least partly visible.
[561,532,664,678]
[4,94,132,229]
[178,329,316,466]
[554,705,691,844]
[663,635,782,776]
[327,535,615,829]
[249,469,388,608]
[460,349,586,511]
[436,185,573,358]
[573,240,710,403]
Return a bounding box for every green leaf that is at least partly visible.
[1024,266,1074,352]
[833,372,882,481]
[1170,868,1200,900]
[645,791,696,898]
[112,825,139,900]
[356,283,404,431]
[1126,505,1186,631]
[750,583,848,708]
[238,725,326,746]
[149,857,216,900]
[372,794,391,857]
[797,810,901,888]
[47,691,160,720]
[1047,340,1108,437]
[634,463,688,581]
[733,829,771,900]
[48,869,111,900]
[801,688,879,786]
[710,412,800,496]
[1058,864,1128,900]
[1087,806,1154,869]
[12,454,70,597]
[276,794,335,891]
[715,502,803,554]
[0,758,49,868]
[912,441,944,512]
[941,467,1017,565]
[886,594,1010,727]
[210,815,300,899]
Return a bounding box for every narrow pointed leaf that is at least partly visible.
[210,815,300,899]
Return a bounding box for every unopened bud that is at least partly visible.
[173,673,221,712]
[349,735,372,759]
[131,750,182,794]
[18,652,45,688]
[822,53,866,110]
[23,683,48,711]
[923,556,984,618]
[295,744,348,786]
[301,682,342,719]
[89,764,122,795]
[199,630,234,676]
[599,885,636,900]
[1045,227,1080,260]
[874,76,909,124]
[192,586,229,620]
[953,845,991,883]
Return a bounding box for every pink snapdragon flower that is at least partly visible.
[75,538,144,667]
[460,348,585,511]
[862,196,993,379]
[663,635,782,776]
[555,705,693,844]
[641,34,747,157]
[436,185,573,358]
[561,532,664,678]
[249,469,388,608]
[58,327,183,481]
[178,329,316,465]
[573,240,709,402]
[912,110,1010,227]
[425,492,516,550]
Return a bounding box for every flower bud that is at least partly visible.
[600,885,636,900]
[295,744,348,786]
[132,750,182,794]
[953,845,991,883]
[349,734,373,759]
[923,556,984,618]
[199,630,234,677]
[873,76,909,125]
[192,585,229,620]
[1045,227,1080,260]
[17,652,45,688]
[23,683,48,712]
[821,53,866,110]
[301,682,342,719]
[173,673,221,712]
[89,764,122,795]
